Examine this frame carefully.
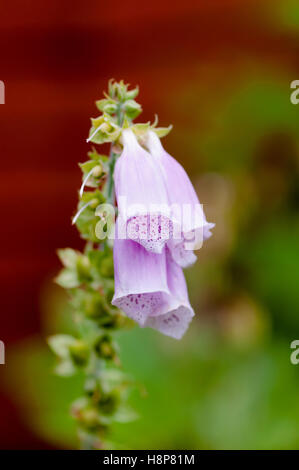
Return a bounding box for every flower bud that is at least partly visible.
[92,165,102,178]
[96,98,117,115]
[90,198,99,209]
[69,340,90,367]
[125,86,139,100]
[88,115,120,144]
[94,334,116,360]
[103,103,117,114]
[80,407,100,429]
[76,255,91,282]
[99,391,120,415]
[123,100,142,120]
[99,256,114,278]
[84,293,110,321]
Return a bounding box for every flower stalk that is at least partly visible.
[48,79,213,449]
[48,80,159,449]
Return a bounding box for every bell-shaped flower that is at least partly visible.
[112,224,194,339]
[146,131,214,267]
[144,247,195,338]
[114,129,174,254]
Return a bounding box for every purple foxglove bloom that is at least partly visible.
[112,229,194,339]
[144,247,195,338]
[147,131,214,267]
[114,129,173,254]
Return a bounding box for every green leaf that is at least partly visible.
[125,86,139,100]
[95,99,117,114]
[153,125,173,138]
[79,160,98,174]
[48,334,75,358]
[123,100,142,120]
[88,115,121,145]
[131,122,151,136]
[55,268,80,289]
[87,148,109,163]
[55,359,76,377]
[114,405,138,423]
[57,248,79,269]
[81,189,106,205]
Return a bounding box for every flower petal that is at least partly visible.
[114,129,173,254]
[112,235,173,326]
[112,228,194,339]
[147,131,214,267]
[145,248,194,339]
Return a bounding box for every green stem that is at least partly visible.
[107,148,117,204]
[107,103,125,204]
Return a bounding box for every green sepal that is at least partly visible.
[79,160,104,182]
[131,122,151,138]
[94,334,117,361]
[123,100,142,120]
[69,340,90,367]
[88,148,109,163]
[47,334,77,376]
[113,405,139,423]
[48,334,76,357]
[152,125,173,138]
[88,115,121,145]
[76,255,92,283]
[55,268,80,289]
[75,191,106,242]
[95,99,117,115]
[79,160,95,173]
[80,189,105,205]
[125,86,139,100]
[57,248,80,269]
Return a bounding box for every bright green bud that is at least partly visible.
[81,190,106,205]
[123,100,142,120]
[84,293,109,320]
[84,377,98,397]
[99,391,120,415]
[87,115,120,144]
[115,80,128,100]
[152,125,173,138]
[99,256,114,278]
[92,164,103,178]
[95,99,117,115]
[108,78,116,98]
[94,334,116,360]
[125,86,139,100]
[80,407,99,428]
[103,102,117,114]
[89,198,99,209]
[76,255,91,282]
[57,248,79,269]
[69,340,90,367]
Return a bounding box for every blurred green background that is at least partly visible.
[1,0,299,449]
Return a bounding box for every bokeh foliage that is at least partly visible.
[3,0,299,449]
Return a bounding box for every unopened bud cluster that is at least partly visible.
[49,81,145,449]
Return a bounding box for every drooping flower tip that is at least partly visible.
[112,128,214,338]
[112,236,194,339]
[114,129,214,264]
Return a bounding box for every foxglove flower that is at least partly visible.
[112,224,194,339]
[114,129,174,254]
[147,131,214,267]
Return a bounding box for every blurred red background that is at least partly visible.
[0,0,298,448]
